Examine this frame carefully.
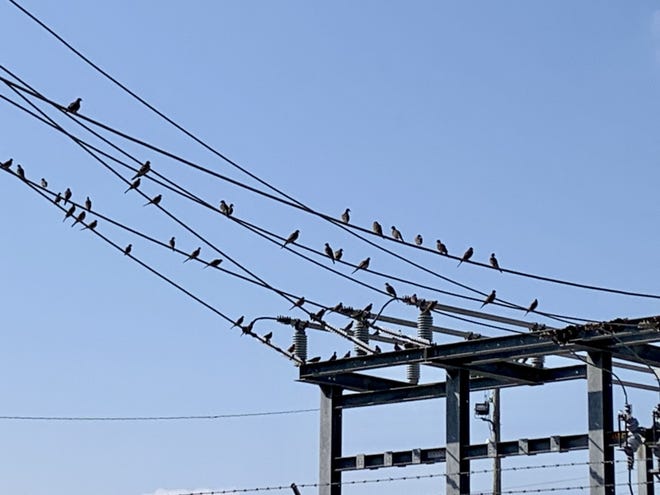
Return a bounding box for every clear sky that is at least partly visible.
[1,2,659,494]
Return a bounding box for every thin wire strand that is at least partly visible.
[0,409,318,421]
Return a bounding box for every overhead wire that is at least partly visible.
[6,1,660,303]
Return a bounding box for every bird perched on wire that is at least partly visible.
[0,158,12,169]
[287,343,296,354]
[84,196,92,211]
[184,247,201,263]
[422,299,438,314]
[342,351,351,359]
[342,321,354,332]
[290,296,305,310]
[324,243,335,263]
[204,258,222,269]
[334,248,343,261]
[219,200,233,216]
[458,247,474,266]
[362,302,373,315]
[372,221,383,236]
[143,194,162,207]
[16,164,25,180]
[436,240,448,255]
[123,243,132,256]
[168,236,176,250]
[490,253,502,272]
[414,234,423,246]
[71,210,86,227]
[374,345,382,354]
[66,97,82,113]
[81,219,98,231]
[307,356,321,363]
[481,290,496,308]
[385,282,397,298]
[525,298,538,315]
[352,257,370,274]
[341,208,351,224]
[391,226,403,242]
[132,160,151,180]
[263,331,273,343]
[64,187,72,204]
[241,321,254,336]
[282,229,299,248]
[54,192,62,204]
[231,316,244,328]
[328,351,337,361]
[124,178,140,193]
[40,178,48,188]
[63,204,76,222]
[312,308,326,321]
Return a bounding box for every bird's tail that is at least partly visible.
[457,260,463,267]
[480,302,487,308]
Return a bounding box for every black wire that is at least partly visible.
[0,409,318,421]
[1,72,658,306]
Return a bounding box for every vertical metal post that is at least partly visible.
[587,351,615,495]
[492,389,502,495]
[446,368,470,495]
[637,444,656,495]
[319,385,342,495]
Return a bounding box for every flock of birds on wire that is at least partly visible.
[1,97,542,365]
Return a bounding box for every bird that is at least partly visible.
[362,302,373,314]
[525,298,538,316]
[385,282,397,298]
[329,302,344,313]
[372,221,383,236]
[436,239,448,255]
[328,351,337,361]
[81,219,98,231]
[374,345,382,354]
[414,234,423,246]
[184,247,201,263]
[263,331,273,343]
[132,160,150,180]
[71,210,86,227]
[422,300,438,314]
[324,243,335,263]
[63,204,76,222]
[231,316,244,328]
[124,178,140,193]
[391,226,403,242]
[66,97,82,113]
[352,257,370,274]
[282,229,299,248]
[241,322,254,336]
[0,158,12,169]
[481,290,496,308]
[40,178,48,188]
[84,196,92,211]
[16,164,25,180]
[342,321,353,332]
[54,192,62,204]
[219,200,232,216]
[490,253,502,272]
[307,356,322,363]
[342,351,351,359]
[458,247,474,266]
[334,248,343,261]
[312,308,326,321]
[290,297,305,310]
[204,258,223,269]
[287,343,296,353]
[123,243,132,256]
[168,237,176,250]
[341,208,351,224]
[143,194,162,207]
[63,188,72,204]
[394,342,402,351]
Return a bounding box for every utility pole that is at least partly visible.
[492,389,502,495]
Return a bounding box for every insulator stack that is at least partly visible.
[530,355,545,368]
[293,326,308,363]
[408,311,433,384]
[354,320,369,355]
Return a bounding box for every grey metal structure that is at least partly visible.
[298,313,660,495]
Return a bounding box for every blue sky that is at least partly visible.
[1,2,659,494]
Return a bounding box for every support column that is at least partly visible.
[587,352,614,495]
[637,444,656,495]
[446,368,470,495]
[319,385,342,495]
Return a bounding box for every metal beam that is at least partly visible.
[337,365,586,409]
[446,368,470,495]
[587,352,615,495]
[319,386,342,495]
[300,372,409,392]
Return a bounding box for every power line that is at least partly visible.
[0,71,657,305]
